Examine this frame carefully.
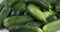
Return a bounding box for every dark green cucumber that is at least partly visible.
[55,0,60,12]
[4,0,17,6]
[0,0,8,10]
[46,0,57,4]
[4,16,34,28]
[43,19,60,32]
[0,0,17,10]
[9,25,42,32]
[26,0,52,10]
[27,4,47,23]
[17,0,28,3]
[43,11,55,19]
[47,15,57,22]
[26,21,41,27]
[0,6,11,28]
[11,3,26,16]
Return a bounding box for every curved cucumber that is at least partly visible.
[3,16,34,28]
[43,19,60,32]
[9,25,42,32]
[0,6,11,28]
[27,4,47,23]
[11,3,26,16]
[43,11,55,19]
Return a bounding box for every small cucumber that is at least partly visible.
[27,4,47,23]
[26,21,41,27]
[0,6,11,28]
[11,3,26,16]
[9,25,43,32]
[3,16,34,28]
[43,19,60,32]
[43,11,55,19]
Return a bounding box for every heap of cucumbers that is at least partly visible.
[0,0,60,32]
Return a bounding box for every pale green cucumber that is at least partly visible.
[27,4,47,23]
[43,19,60,32]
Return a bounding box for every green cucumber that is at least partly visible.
[46,0,57,4]
[0,0,8,10]
[55,0,60,12]
[4,0,17,6]
[11,3,26,16]
[0,6,11,28]
[43,11,55,19]
[43,19,60,32]
[4,16,34,28]
[47,15,57,22]
[9,25,42,32]
[0,0,17,10]
[17,0,28,3]
[27,4,47,23]
[26,21,41,27]
[26,0,52,10]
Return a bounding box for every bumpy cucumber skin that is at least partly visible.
[27,4,47,23]
[11,3,26,16]
[43,19,60,32]
[4,16,34,28]
[43,11,55,19]
[9,25,42,32]
[26,21,41,27]
[0,6,11,28]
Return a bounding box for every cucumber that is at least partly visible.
[43,19,60,32]
[0,0,7,10]
[55,0,60,12]
[27,4,47,23]
[3,16,34,28]
[26,0,52,10]
[43,11,55,19]
[46,0,57,4]
[26,21,41,27]
[47,15,57,22]
[4,0,17,6]
[0,6,11,28]
[9,25,42,32]
[17,0,28,3]
[0,0,17,10]
[11,3,26,16]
